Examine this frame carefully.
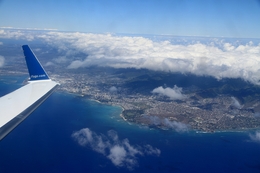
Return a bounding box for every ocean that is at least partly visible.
[0,76,260,173]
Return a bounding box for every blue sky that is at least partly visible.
[0,0,260,38]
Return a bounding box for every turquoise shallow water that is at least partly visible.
[0,76,260,173]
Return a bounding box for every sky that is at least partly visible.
[0,0,260,38]
[1,1,260,85]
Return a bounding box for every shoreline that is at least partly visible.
[119,107,127,121]
[59,91,260,134]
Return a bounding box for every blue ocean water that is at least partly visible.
[0,76,260,173]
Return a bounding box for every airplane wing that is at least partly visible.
[0,45,59,140]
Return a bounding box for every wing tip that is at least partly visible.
[22,45,50,81]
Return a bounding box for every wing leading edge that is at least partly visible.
[0,45,59,140]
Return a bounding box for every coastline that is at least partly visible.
[58,90,260,134]
[119,108,127,121]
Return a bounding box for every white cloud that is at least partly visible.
[67,60,84,69]
[0,55,5,67]
[152,85,186,100]
[54,56,69,63]
[108,145,128,167]
[72,128,93,146]
[2,29,260,84]
[0,29,35,41]
[144,144,161,156]
[143,115,189,132]
[72,128,160,170]
[48,32,260,85]
[45,61,55,66]
[163,118,189,132]
[249,131,260,143]
[231,97,242,109]
[109,86,117,93]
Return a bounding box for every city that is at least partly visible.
[48,66,260,132]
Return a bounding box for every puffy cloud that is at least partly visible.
[152,85,186,100]
[109,86,117,93]
[2,29,260,84]
[144,144,161,156]
[249,131,260,143]
[45,61,55,66]
[146,115,161,126]
[67,60,84,69]
[54,56,69,63]
[143,115,189,132]
[72,128,107,154]
[0,55,5,67]
[108,145,128,167]
[163,118,189,132]
[72,128,160,170]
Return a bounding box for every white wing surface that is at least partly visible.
[0,45,59,140]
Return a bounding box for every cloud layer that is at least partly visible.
[1,29,260,84]
[71,128,160,170]
[152,85,186,100]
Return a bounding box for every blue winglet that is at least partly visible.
[22,45,50,81]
